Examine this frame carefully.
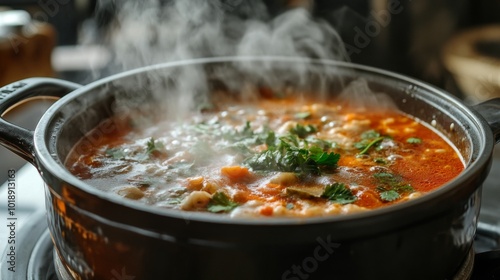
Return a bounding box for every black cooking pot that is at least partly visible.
[1,57,499,280]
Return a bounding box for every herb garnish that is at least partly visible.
[207,192,239,213]
[244,134,340,175]
[105,148,127,160]
[374,172,414,202]
[105,137,165,161]
[374,158,388,164]
[358,136,385,155]
[321,183,357,204]
[146,137,165,155]
[379,190,400,202]
[190,120,339,175]
[354,130,389,155]
[406,137,422,144]
[289,124,317,138]
[294,112,311,119]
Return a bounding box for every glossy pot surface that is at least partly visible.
[1,57,499,280]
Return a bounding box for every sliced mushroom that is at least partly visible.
[285,186,324,198]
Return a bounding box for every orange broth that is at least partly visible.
[65,94,464,217]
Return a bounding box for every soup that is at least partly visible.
[65,91,464,218]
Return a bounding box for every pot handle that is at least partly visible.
[472,98,500,143]
[0,78,81,164]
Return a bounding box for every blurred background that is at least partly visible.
[2,2,500,273]
[0,0,499,182]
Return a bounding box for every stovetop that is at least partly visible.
[2,146,500,279]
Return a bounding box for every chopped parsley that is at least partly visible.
[207,192,239,213]
[289,124,317,138]
[354,130,389,155]
[360,130,381,140]
[374,172,414,202]
[321,183,357,204]
[146,137,165,155]
[379,190,400,202]
[294,112,311,119]
[374,158,388,164]
[188,120,340,175]
[105,148,127,160]
[357,136,385,155]
[244,134,340,175]
[406,137,422,144]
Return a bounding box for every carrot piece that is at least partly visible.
[260,205,274,216]
[185,176,204,190]
[221,166,251,181]
[355,190,384,209]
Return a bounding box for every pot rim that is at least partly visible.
[33,56,495,226]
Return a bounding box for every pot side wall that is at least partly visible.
[44,181,481,280]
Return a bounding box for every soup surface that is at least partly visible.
[66,93,464,217]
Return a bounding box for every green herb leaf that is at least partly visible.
[264,130,277,147]
[373,172,414,202]
[192,120,339,175]
[105,148,127,160]
[374,158,387,164]
[354,130,386,154]
[146,137,165,155]
[244,134,340,175]
[374,172,398,184]
[294,112,311,119]
[207,192,239,213]
[379,190,400,201]
[321,183,357,204]
[395,184,414,193]
[407,137,422,144]
[307,137,335,150]
[358,136,385,155]
[290,124,317,138]
[240,121,254,138]
[309,148,341,166]
[361,130,381,139]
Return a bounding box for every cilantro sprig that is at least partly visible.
[244,134,340,175]
[321,183,357,204]
[146,137,165,155]
[374,172,414,202]
[406,137,422,144]
[354,130,390,155]
[289,124,317,138]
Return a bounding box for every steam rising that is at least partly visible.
[99,0,395,117]
[108,0,348,67]
[337,78,397,112]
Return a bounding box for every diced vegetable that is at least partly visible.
[221,166,251,181]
